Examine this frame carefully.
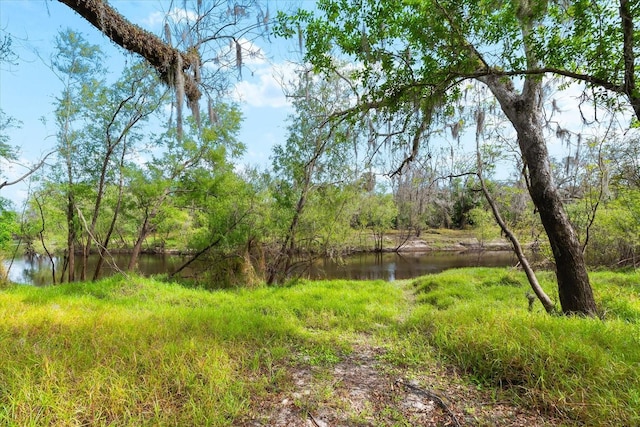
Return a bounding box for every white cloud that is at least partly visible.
[232,62,298,109]
[143,8,198,30]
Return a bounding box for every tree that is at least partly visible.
[51,29,104,283]
[77,61,167,280]
[126,103,244,272]
[56,0,268,134]
[355,192,398,252]
[392,160,441,237]
[0,33,17,166]
[276,0,602,315]
[0,34,53,191]
[0,198,18,252]
[267,67,363,284]
[0,198,19,285]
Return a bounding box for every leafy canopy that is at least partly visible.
[276,0,633,114]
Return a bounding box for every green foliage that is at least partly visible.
[467,207,500,245]
[265,67,366,280]
[409,268,640,425]
[579,188,640,266]
[353,192,398,251]
[0,199,17,286]
[450,176,483,228]
[0,198,18,251]
[0,109,20,164]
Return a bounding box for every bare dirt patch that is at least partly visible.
[239,339,562,427]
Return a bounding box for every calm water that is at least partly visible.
[4,251,520,286]
[306,251,520,281]
[4,254,191,286]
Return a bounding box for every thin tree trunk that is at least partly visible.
[80,236,88,281]
[66,192,76,283]
[475,139,555,313]
[484,74,597,316]
[82,144,112,280]
[34,195,57,285]
[128,187,172,271]
[93,143,128,281]
[267,169,313,285]
[128,213,152,272]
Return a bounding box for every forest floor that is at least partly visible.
[240,336,561,427]
[240,287,561,427]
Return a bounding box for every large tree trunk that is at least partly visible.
[484,75,597,316]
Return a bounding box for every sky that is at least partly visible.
[0,0,304,206]
[1,1,632,209]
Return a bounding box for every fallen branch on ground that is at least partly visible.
[396,378,461,427]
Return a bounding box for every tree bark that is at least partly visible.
[619,0,640,120]
[128,212,153,272]
[267,183,310,285]
[483,74,597,316]
[475,139,555,313]
[93,137,129,281]
[57,0,201,103]
[66,192,76,283]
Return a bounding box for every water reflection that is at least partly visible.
[4,250,522,285]
[4,254,191,286]
[306,251,520,281]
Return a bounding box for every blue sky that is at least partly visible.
[0,0,303,205]
[1,1,629,208]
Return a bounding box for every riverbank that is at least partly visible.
[1,268,637,425]
[5,228,525,286]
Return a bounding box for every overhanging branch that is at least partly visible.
[57,0,201,103]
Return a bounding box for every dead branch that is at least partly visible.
[396,378,461,427]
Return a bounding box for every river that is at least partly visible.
[3,250,522,286]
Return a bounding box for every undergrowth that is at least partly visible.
[407,267,640,425]
[1,268,638,426]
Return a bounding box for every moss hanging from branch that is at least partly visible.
[58,0,202,132]
[174,53,185,138]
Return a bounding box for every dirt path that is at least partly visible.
[240,285,562,426]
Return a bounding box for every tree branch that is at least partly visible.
[57,0,201,103]
[619,0,640,118]
[0,150,55,190]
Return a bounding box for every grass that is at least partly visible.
[1,268,638,425]
[407,268,640,425]
[0,275,405,425]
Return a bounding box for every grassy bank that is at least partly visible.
[0,275,406,425]
[407,268,640,425]
[1,268,638,425]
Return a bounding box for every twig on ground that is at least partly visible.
[396,378,462,427]
[307,411,323,427]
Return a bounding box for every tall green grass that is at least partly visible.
[0,275,404,426]
[407,268,640,425]
[2,268,638,426]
